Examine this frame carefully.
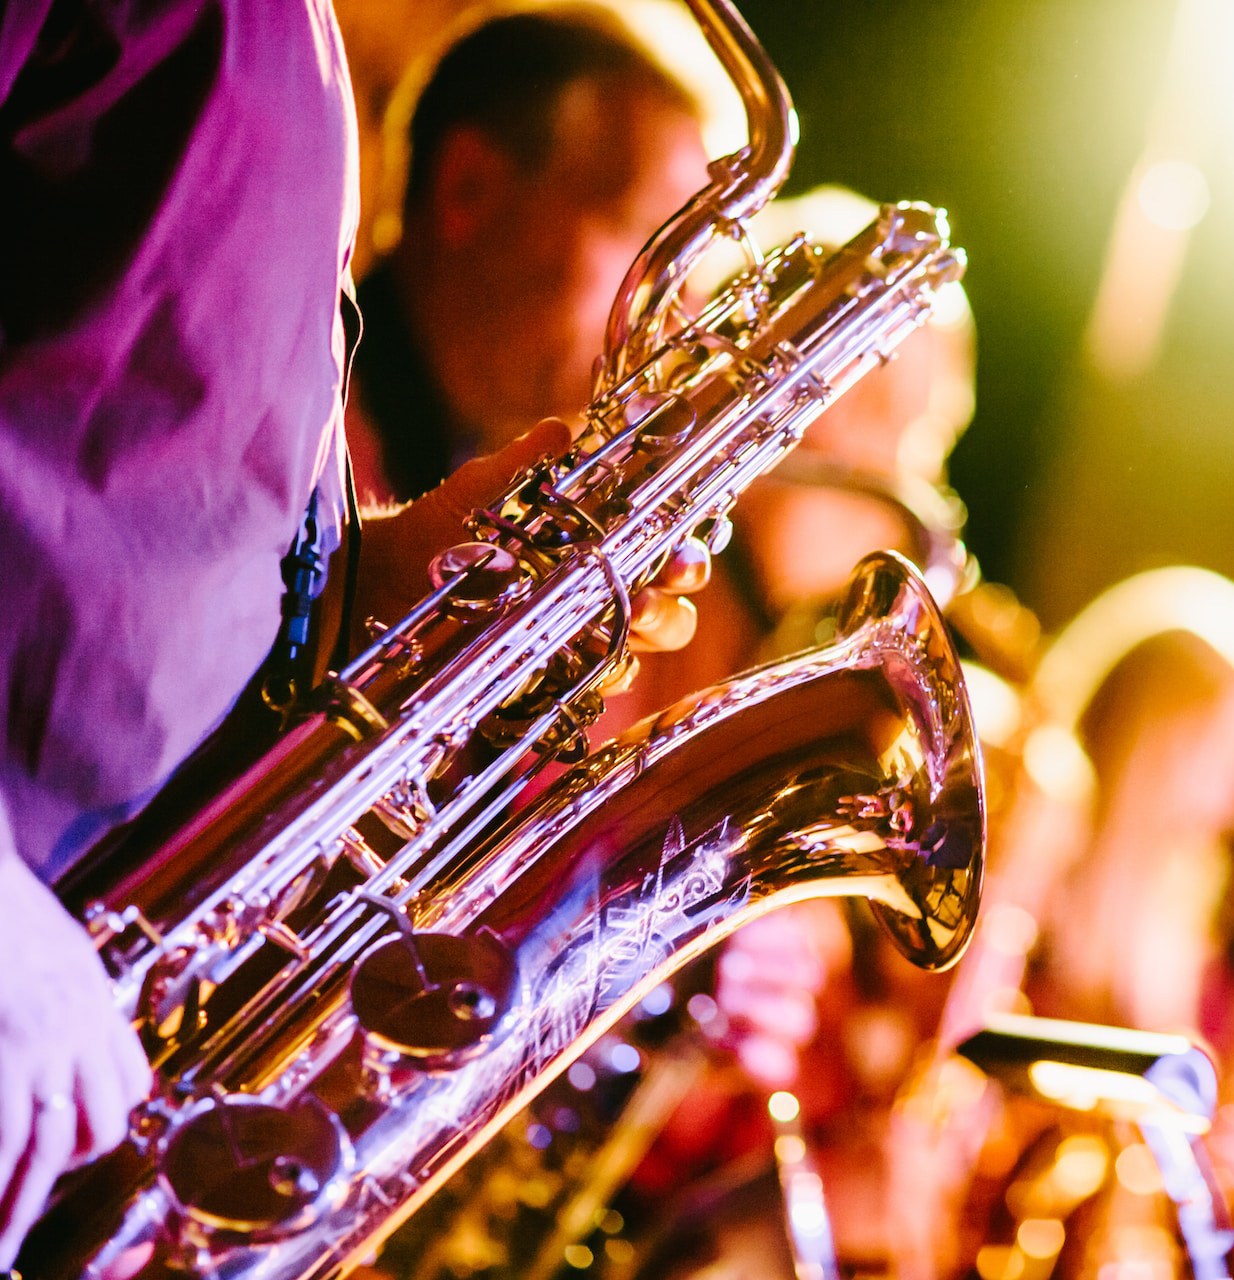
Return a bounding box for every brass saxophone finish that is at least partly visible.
[598,0,796,386]
[28,553,983,1280]
[27,2,979,1277]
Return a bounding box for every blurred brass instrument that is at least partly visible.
[888,566,1234,1280]
[956,1014,1232,1280]
[24,3,983,1279]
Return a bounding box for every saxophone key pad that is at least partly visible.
[157,1094,352,1243]
[350,930,519,1076]
[428,542,532,613]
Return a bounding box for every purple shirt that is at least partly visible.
[0,0,359,879]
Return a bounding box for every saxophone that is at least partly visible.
[23,4,981,1278]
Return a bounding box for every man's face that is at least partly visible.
[467,81,709,442]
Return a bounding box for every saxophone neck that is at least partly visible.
[597,0,797,390]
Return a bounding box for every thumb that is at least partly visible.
[430,418,573,526]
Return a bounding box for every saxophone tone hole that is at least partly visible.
[350,930,519,1070]
[158,1095,350,1238]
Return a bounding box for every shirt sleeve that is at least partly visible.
[0,1,53,106]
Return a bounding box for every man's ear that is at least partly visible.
[429,125,518,248]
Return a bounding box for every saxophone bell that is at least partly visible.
[832,552,984,971]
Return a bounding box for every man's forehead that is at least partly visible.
[545,77,704,196]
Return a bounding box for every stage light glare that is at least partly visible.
[1136,159,1210,232]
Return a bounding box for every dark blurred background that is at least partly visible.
[340,0,1234,629]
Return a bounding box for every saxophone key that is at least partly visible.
[158,1094,353,1245]
[427,542,532,614]
[350,929,520,1086]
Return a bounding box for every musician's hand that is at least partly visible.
[629,537,710,654]
[355,417,711,655]
[0,804,151,1267]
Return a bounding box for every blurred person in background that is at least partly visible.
[1033,628,1234,1044]
[345,3,711,510]
[907,607,1234,1279]
[344,0,985,710]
